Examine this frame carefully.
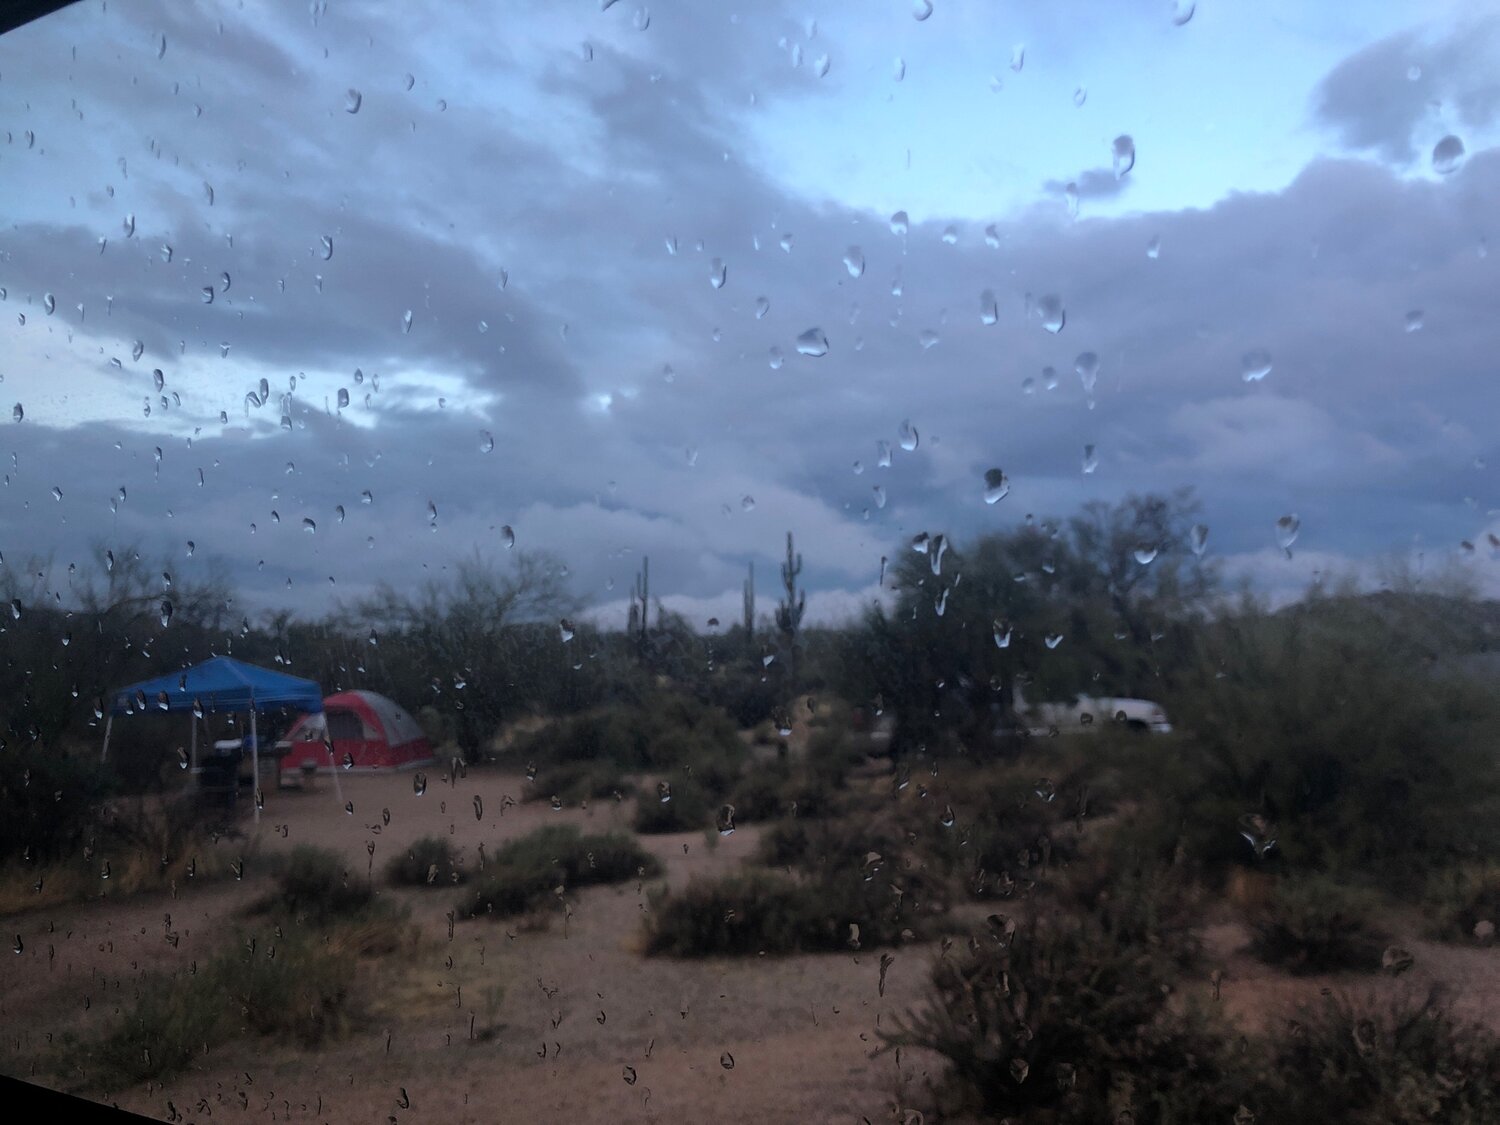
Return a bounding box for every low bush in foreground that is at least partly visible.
[881,913,1250,1122]
[525,760,630,806]
[78,924,361,1089]
[644,871,853,956]
[465,826,659,918]
[632,774,713,834]
[1265,987,1500,1123]
[386,835,466,887]
[1424,863,1500,945]
[1248,874,1385,974]
[260,845,373,923]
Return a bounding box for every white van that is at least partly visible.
[1011,683,1173,736]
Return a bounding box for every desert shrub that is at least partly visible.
[524,760,630,805]
[508,692,743,774]
[882,912,1252,1122]
[1164,602,1500,882]
[706,667,780,728]
[84,925,358,1088]
[644,871,849,956]
[265,845,373,922]
[1263,988,1500,1123]
[386,835,465,887]
[727,761,791,822]
[633,774,713,834]
[465,825,659,918]
[0,745,115,864]
[1424,863,1500,945]
[805,726,866,788]
[1248,874,1385,974]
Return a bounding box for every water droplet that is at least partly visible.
[622,1066,637,1085]
[708,257,728,289]
[345,88,363,113]
[720,1051,735,1069]
[941,225,958,245]
[42,293,56,315]
[1404,309,1424,333]
[716,805,736,836]
[1076,351,1100,394]
[1112,135,1135,178]
[336,387,350,410]
[480,430,495,453]
[1133,545,1158,565]
[1045,633,1064,649]
[1073,86,1087,106]
[1190,523,1209,557]
[123,213,135,237]
[656,780,672,804]
[11,404,22,423]
[877,440,893,468]
[159,600,173,627]
[984,225,1000,249]
[401,309,413,333]
[413,773,427,796]
[1171,0,1195,26]
[918,328,940,350]
[741,495,756,512]
[979,290,998,326]
[1082,444,1098,474]
[1021,376,1036,394]
[1010,43,1025,71]
[993,622,1012,648]
[843,247,865,278]
[939,804,956,828]
[873,484,887,509]
[898,420,919,451]
[795,328,829,357]
[320,235,334,261]
[1037,294,1065,334]
[754,296,770,319]
[559,619,575,643]
[912,0,933,20]
[501,525,516,549]
[1275,514,1300,552]
[1240,349,1272,383]
[1432,134,1465,174]
[984,468,1009,504]
[889,210,909,237]
[892,56,906,81]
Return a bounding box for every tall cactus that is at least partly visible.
[742,560,755,644]
[775,532,805,693]
[630,556,650,660]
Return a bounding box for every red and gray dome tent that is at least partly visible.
[279,690,434,773]
[104,657,324,824]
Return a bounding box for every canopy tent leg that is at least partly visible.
[250,708,261,826]
[328,737,346,810]
[100,714,114,763]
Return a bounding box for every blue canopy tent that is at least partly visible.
[104,657,324,823]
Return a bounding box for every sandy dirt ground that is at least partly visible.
[1,769,945,1124]
[4,766,1498,1123]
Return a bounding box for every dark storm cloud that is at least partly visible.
[1312,16,1500,163]
[3,1,1500,623]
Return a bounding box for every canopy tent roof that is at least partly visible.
[109,656,324,716]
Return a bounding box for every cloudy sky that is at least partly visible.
[2,0,1498,628]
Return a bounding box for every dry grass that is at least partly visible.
[0,844,238,917]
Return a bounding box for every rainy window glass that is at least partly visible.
[3,2,1500,1121]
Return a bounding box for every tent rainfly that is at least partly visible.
[105,656,324,823]
[280,690,434,772]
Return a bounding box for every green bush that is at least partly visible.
[0,746,115,864]
[804,726,866,788]
[727,761,791,822]
[644,871,851,956]
[266,845,373,923]
[386,835,465,887]
[509,692,743,773]
[632,774,713,834]
[465,825,659,918]
[1264,988,1500,1123]
[881,912,1250,1122]
[1248,874,1385,974]
[525,760,630,805]
[84,925,357,1088]
[1424,864,1500,945]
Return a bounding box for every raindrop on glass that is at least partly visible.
[983,468,1009,504]
[795,328,829,357]
[1240,349,1272,383]
[1432,135,1465,175]
[1112,135,1135,178]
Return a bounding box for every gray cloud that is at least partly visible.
[1312,16,1500,163]
[3,2,1499,627]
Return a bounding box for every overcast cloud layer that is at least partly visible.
[2,0,1498,628]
